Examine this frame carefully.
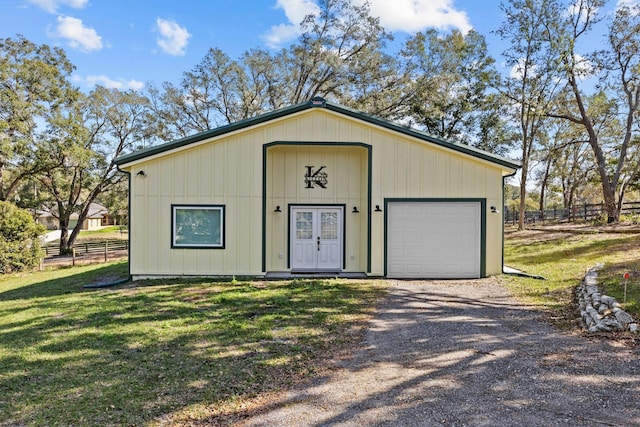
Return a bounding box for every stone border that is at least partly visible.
[577,264,638,332]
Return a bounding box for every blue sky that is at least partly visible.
[0,0,633,93]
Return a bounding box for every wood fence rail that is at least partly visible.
[42,240,129,258]
[504,201,640,225]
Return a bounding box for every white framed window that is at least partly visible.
[171,205,225,249]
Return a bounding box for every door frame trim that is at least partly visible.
[384,198,486,278]
[262,141,372,273]
[288,204,346,271]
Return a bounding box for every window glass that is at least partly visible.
[172,205,224,248]
[321,212,338,240]
[296,212,313,239]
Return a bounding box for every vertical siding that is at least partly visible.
[364,116,506,276]
[126,108,511,277]
[129,132,263,276]
[265,144,368,272]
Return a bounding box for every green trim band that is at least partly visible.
[262,141,372,273]
[117,98,520,172]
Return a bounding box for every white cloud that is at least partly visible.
[509,53,593,82]
[26,0,88,13]
[616,0,640,14]
[74,74,145,91]
[155,18,191,56]
[617,0,640,8]
[565,1,607,23]
[263,0,320,48]
[263,0,472,48]
[366,0,472,34]
[54,16,103,51]
[573,53,594,80]
[509,58,537,80]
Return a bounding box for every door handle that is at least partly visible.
[317,236,320,251]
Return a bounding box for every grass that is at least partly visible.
[74,226,129,242]
[503,227,640,325]
[45,226,128,245]
[0,263,386,426]
[7,225,639,425]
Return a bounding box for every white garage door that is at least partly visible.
[387,201,481,279]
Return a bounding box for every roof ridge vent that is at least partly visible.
[310,96,326,107]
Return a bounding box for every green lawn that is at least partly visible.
[503,227,640,325]
[0,263,386,426]
[5,227,638,425]
[77,226,129,240]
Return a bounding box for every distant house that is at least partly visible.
[36,203,109,231]
[116,98,520,280]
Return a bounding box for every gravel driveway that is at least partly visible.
[239,279,640,426]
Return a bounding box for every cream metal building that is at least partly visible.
[116,98,519,280]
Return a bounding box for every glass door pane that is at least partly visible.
[320,212,338,240]
[296,212,313,239]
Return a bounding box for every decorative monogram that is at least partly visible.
[304,165,328,189]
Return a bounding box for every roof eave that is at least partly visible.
[116,97,521,172]
[115,102,312,166]
[322,102,520,171]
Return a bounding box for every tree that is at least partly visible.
[599,3,640,215]
[98,178,128,226]
[544,0,640,222]
[535,119,592,214]
[0,201,45,273]
[38,86,149,253]
[401,29,503,146]
[497,0,563,230]
[270,0,392,106]
[149,0,399,140]
[148,48,246,140]
[0,35,76,201]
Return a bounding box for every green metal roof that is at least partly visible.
[115,96,521,171]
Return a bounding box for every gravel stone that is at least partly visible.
[239,279,640,427]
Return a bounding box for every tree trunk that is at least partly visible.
[518,161,528,231]
[590,138,618,223]
[538,157,552,219]
[58,219,71,255]
[564,74,619,223]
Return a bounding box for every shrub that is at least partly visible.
[0,201,46,273]
[619,213,640,224]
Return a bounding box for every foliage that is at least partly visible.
[0,264,386,426]
[543,0,640,222]
[496,0,564,230]
[618,213,640,225]
[497,0,640,224]
[401,29,508,149]
[0,35,77,202]
[38,86,149,253]
[146,0,512,155]
[0,200,45,272]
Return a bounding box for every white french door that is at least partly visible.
[291,207,343,271]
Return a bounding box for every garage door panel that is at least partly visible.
[387,201,481,279]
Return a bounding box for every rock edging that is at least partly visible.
[576,264,638,333]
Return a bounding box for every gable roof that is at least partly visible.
[116,97,520,171]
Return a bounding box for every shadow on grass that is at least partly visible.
[210,283,640,426]
[505,233,638,266]
[0,276,384,426]
[0,262,129,301]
